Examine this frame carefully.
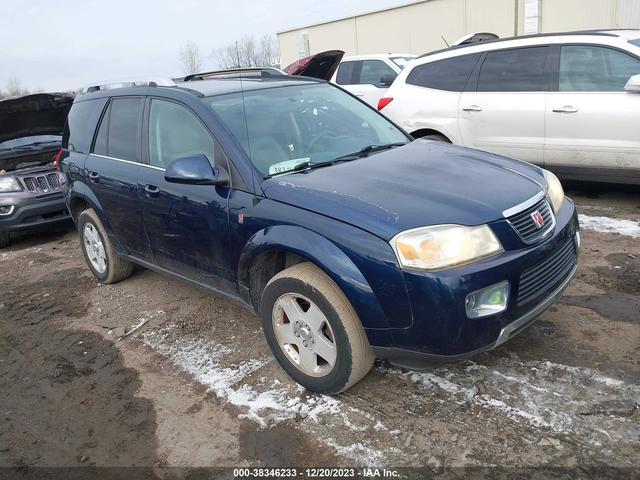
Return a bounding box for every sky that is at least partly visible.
[0,0,409,92]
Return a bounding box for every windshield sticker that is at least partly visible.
[268,158,310,175]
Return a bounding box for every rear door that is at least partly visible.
[138,98,234,291]
[544,44,640,181]
[458,46,552,165]
[334,60,398,107]
[85,96,151,259]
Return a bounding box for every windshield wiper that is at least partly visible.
[264,159,340,179]
[334,142,407,161]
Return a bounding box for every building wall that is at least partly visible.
[278,0,640,67]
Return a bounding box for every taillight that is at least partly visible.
[54,149,63,172]
[378,97,393,111]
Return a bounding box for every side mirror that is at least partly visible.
[379,74,396,88]
[164,154,229,186]
[624,74,640,93]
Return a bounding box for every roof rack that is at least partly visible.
[183,67,287,82]
[80,77,176,94]
[419,29,625,59]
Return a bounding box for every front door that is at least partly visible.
[544,44,640,181]
[458,46,551,165]
[138,98,235,292]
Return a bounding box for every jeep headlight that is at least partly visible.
[544,170,564,213]
[391,224,503,271]
[0,176,22,192]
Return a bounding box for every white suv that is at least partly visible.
[381,30,640,184]
[331,54,416,107]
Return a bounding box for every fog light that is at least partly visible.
[575,231,581,249]
[0,205,14,216]
[465,280,510,319]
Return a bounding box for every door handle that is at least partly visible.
[144,184,160,198]
[552,105,578,113]
[88,171,100,182]
[462,105,483,112]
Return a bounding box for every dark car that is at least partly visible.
[0,93,74,247]
[61,71,579,394]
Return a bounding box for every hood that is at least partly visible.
[0,93,74,143]
[262,140,546,240]
[283,50,344,80]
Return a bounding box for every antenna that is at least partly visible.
[441,35,450,47]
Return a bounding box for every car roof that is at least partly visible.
[77,75,325,102]
[418,29,640,60]
[177,76,323,96]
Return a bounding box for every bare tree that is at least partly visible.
[212,43,240,69]
[6,77,25,97]
[258,34,278,66]
[211,34,279,69]
[178,42,204,75]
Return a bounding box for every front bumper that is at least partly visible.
[372,198,579,367]
[0,191,70,232]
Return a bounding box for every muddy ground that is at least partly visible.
[0,184,639,476]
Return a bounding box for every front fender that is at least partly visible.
[238,225,393,330]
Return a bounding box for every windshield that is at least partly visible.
[206,83,408,176]
[630,38,640,48]
[390,56,417,69]
[0,135,61,151]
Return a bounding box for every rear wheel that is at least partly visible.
[260,262,374,394]
[0,232,11,248]
[78,208,133,283]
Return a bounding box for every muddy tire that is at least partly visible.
[0,231,11,248]
[78,208,133,284]
[260,262,374,394]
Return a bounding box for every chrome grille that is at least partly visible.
[21,173,61,193]
[507,198,555,244]
[517,238,577,306]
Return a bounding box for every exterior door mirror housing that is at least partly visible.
[164,154,229,186]
[624,74,640,93]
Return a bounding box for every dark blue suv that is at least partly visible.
[61,71,579,394]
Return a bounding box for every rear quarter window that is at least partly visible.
[406,53,481,91]
[62,98,107,153]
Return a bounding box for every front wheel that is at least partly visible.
[260,262,374,394]
[78,208,133,283]
[0,232,11,249]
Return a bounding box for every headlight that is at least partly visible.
[543,170,564,213]
[391,224,503,271]
[0,176,22,193]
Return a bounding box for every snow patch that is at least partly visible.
[579,214,640,239]
[143,327,388,463]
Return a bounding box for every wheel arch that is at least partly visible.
[237,225,391,330]
[410,128,452,142]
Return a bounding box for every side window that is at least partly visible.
[477,47,549,92]
[559,45,640,92]
[406,53,481,91]
[148,99,216,169]
[92,97,143,162]
[336,61,357,85]
[358,60,397,86]
[63,99,106,153]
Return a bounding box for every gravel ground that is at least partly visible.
[0,184,638,476]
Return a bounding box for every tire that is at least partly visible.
[0,231,11,248]
[78,208,133,283]
[260,262,374,394]
[419,133,451,143]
